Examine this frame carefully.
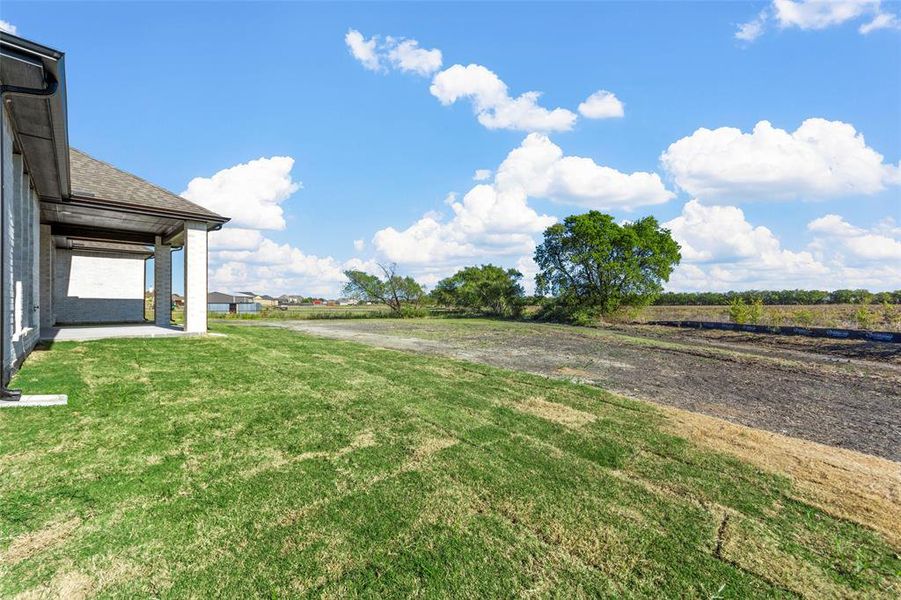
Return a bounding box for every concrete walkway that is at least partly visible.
[40,323,191,342]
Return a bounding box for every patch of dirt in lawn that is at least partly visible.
[516,396,597,428]
[268,319,901,461]
[2,516,81,565]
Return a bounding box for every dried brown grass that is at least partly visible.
[516,396,598,428]
[661,405,901,547]
[1,517,81,565]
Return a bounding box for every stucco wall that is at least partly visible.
[53,249,146,324]
[2,108,41,381]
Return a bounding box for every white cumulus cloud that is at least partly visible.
[736,1,900,40]
[345,29,381,72]
[386,37,443,75]
[345,29,442,76]
[499,133,674,209]
[182,156,300,230]
[0,20,17,34]
[353,239,365,251]
[663,200,828,290]
[183,156,355,296]
[736,10,769,41]
[578,90,625,119]
[473,169,492,181]
[808,214,901,261]
[662,201,900,291]
[430,64,577,132]
[660,118,899,201]
[372,133,672,274]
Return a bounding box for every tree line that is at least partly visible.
[343,209,897,323]
[343,210,681,322]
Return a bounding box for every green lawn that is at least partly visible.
[1,325,897,598]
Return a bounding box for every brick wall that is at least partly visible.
[2,109,41,381]
[53,249,146,324]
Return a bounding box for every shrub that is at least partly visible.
[793,309,815,327]
[767,308,787,327]
[748,297,764,325]
[855,305,875,330]
[881,301,899,328]
[728,298,749,325]
[399,306,429,319]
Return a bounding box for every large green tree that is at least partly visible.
[431,265,524,317]
[534,211,680,315]
[342,264,424,314]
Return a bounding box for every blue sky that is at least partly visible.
[3,1,899,295]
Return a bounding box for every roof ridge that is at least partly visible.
[69,147,225,220]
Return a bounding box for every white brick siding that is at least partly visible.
[53,249,146,324]
[2,109,41,380]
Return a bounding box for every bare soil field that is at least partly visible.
[260,318,901,461]
[634,303,901,331]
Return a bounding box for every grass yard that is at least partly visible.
[1,325,898,598]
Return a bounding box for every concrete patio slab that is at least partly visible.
[40,323,191,342]
[0,394,68,408]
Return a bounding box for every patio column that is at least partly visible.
[183,221,207,333]
[153,236,171,327]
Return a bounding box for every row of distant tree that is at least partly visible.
[343,211,681,323]
[654,289,901,306]
[341,210,898,323]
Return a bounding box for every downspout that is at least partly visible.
[0,72,59,401]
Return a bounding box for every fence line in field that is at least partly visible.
[649,320,901,343]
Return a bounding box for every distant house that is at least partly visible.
[1,32,228,400]
[336,298,359,306]
[207,291,260,314]
[238,291,278,307]
[171,294,185,309]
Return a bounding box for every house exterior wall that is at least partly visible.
[1,108,42,382]
[52,249,145,324]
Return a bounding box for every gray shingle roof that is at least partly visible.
[69,148,227,222]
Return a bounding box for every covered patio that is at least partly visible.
[39,148,229,336]
[1,30,228,401]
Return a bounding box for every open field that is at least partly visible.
[2,325,898,597]
[266,318,901,460]
[635,304,901,331]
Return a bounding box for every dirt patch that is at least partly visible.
[2,517,81,565]
[267,320,901,461]
[516,396,597,428]
[661,405,901,547]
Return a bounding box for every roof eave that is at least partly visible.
[0,31,70,199]
[60,194,230,228]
